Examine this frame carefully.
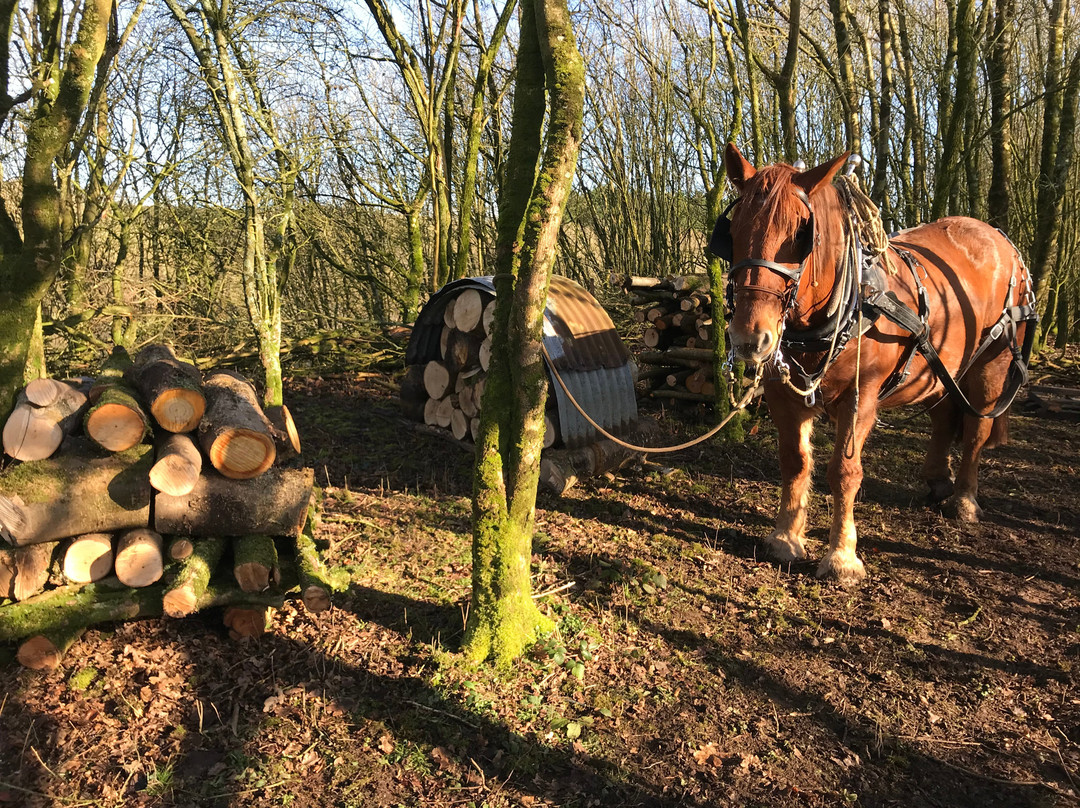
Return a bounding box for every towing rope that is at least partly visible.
[542,344,763,454]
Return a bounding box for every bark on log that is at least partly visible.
[540,438,643,496]
[149,433,203,496]
[199,371,276,479]
[0,444,153,546]
[0,542,58,600]
[162,536,226,617]
[264,404,301,461]
[232,534,280,593]
[0,577,285,643]
[114,528,164,587]
[127,344,206,433]
[3,381,90,461]
[61,533,114,585]
[154,466,314,538]
[16,626,86,670]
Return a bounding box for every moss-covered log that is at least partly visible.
[232,534,280,593]
[0,576,285,643]
[162,537,226,617]
[83,383,151,452]
[154,466,314,538]
[84,349,149,453]
[294,498,349,612]
[16,625,86,670]
[0,444,153,545]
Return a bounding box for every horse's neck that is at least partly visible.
[791,234,848,328]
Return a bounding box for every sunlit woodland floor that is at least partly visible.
[1,348,1078,807]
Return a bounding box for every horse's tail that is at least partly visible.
[986,410,1010,449]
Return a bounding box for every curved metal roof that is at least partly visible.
[405,275,637,449]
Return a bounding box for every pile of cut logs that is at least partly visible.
[401,287,561,449]
[0,344,344,670]
[621,274,721,405]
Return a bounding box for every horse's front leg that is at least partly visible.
[818,392,879,585]
[765,391,817,563]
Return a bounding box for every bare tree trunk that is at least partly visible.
[986,0,1015,232]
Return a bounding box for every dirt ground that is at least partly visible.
[1,348,1078,808]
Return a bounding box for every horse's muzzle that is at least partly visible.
[729,328,777,367]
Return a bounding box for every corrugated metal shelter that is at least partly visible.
[405,276,638,449]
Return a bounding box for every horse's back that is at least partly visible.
[889,216,1022,324]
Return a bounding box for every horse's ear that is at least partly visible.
[793,152,851,196]
[724,143,756,190]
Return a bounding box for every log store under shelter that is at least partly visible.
[403,276,642,490]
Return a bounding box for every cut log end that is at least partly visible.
[85,403,147,452]
[207,430,276,479]
[114,529,164,588]
[302,585,332,613]
[224,605,269,639]
[150,389,206,433]
[168,537,194,561]
[163,588,199,618]
[3,409,63,461]
[63,534,115,585]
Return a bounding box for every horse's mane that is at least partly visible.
[741,164,845,271]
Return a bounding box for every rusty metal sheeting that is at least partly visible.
[405,275,638,448]
[542,276,630,371]
[547,364,638,449]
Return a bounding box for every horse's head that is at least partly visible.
[716,144,849,367]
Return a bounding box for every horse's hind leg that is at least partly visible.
[944,413,992,522]
[764,392,817,563]
[922,403,958,503]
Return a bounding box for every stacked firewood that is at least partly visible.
[619,274,720,405]
[401,288,562,449]
[0,344,345,670]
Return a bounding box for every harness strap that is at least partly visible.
[876,249,927,401]
[864,285,1037,419]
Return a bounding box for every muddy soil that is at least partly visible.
[1,352,1078,808]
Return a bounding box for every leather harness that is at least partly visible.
[711,196,1039,418]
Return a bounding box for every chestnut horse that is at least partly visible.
[714,144,1036,585]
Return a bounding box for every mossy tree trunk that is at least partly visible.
[0,0,114,420]
[464,0,583,666]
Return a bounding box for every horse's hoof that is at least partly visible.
[924,477,955,504]
[943,494,982,522]
[765,531,806,562]
[816,551,867,586]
